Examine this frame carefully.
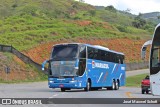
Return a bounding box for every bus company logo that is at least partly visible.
[92,61,95,68]
[92,61,109,69]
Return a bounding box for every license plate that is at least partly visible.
[59,84,64,88]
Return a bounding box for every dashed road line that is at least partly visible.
[125,92,136,98]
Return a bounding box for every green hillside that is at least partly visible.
[0,0,155,83]
[0,0,94,19]
[0,0,153,51]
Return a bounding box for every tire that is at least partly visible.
[84,80,91,91]
[107,80,116,90]
[61,88,66,92]
[115,80,119,90]
[142,89,145,94]
[146,90,149,94]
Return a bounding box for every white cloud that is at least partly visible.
[82,0,160,15]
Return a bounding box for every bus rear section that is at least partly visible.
[86,46,125,90]
[43,43,125,91]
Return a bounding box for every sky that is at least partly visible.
[81,0,160,15]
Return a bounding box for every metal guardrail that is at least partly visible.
[0,44,149,72]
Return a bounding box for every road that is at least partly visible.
[0,69,159,107]
[126,69,149,77]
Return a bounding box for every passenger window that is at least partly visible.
[79,46,86,58]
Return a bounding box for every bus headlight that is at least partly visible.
[69,80,77,83]
[49,81,54,83]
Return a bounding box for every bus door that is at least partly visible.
[78,45,86,76]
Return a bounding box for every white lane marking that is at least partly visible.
[97,72,103,83]
[49,94,59,98]
[111,64,116,74]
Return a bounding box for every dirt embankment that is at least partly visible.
[0,52,38,82]
[24,38,150,64]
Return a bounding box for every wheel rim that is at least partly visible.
[115,81,119,90]
[87,82,90,91]
[112,81,115,89]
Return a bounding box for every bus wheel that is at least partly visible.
[115,80,119,90]
[112,80,116,90]
[61,88,66,92]
[107,80,115,90]
[85,80,91,91]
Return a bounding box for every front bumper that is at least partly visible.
[48,81,84,89]
[141,85,150,90]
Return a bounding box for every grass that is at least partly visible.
[0,0,152,51]
[126,73,149,87]
[0,0,154,83]
[0,15,150,51]
[0,78,47,84]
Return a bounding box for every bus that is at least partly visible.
[141,23,160,96]
[42,43,126,92]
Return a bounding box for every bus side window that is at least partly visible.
[100,50,105,61]
[106,52,111,62]
[88,47,94,59]
[120,55,124,64]
[93,48,98,60]
[110,53,115,63]
[79,46,86,58]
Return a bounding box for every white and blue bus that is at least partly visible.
[141,23,160,96]
[42,43,126,92]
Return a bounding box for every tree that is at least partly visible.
[157,16,160,19]
[132,13,146,28]
[105,5,117,13]
[124,8,131,14]
[89,10,96,17]
[79,0,85,3]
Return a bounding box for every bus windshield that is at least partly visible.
[52,44,78,60]
[49,44,78,77]
[50,60,77,77]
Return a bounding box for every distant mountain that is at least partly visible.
[141,12,160,24]
[142,12,160,19]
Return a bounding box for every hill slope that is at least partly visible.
[0,0,154,82]
[0,0,153,63]
[0,0,94,18]
[0,52,47,83]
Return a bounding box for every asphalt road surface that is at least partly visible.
[126,69,149,77]
[0,69,159,107]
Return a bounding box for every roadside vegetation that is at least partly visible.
[0,0,157,83]
[126,73,149,87]
[0,0,154,51]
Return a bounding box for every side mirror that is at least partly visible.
[141,40,152,60]
[42,60,49,71]
[141,47,147,60]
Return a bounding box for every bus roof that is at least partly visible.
[53,43,124,55]
[155,23,160,30]
[85,44,124,55]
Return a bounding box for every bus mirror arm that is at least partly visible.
[42,60,49,71]
[141,40,152,60]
